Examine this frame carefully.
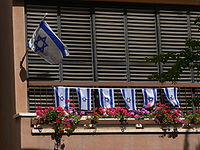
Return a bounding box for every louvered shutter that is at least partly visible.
[95,8,127,81]
[27,5,60,81]
[159,10,191,82]
[28,86,55,112]
[60,7,93,81]
[127,9,158,81]
[190,11,200,82]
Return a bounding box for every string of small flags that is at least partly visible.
[54,87,180,111]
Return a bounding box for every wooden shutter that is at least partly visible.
[95,8,127,81]
[127,9,158,81]
[26,5,60,81]
[190,10,200,82]
[28,86,55,112]
[159,10,191,82]
[60,7,93,81]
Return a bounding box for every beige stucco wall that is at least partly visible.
[13,0,28,113]
[20,117,200,150]
[0,0,21,149]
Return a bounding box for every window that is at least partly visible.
[26,2,200,112]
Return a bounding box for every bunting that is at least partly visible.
[142,88,157,108]
[163,87,180,107]
[121,88,136,110]
[99,88,115,108]
[53,87,180,109]
[77,88,91,110]
[54,87,70,108]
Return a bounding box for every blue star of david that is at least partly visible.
[82,97,87,102]
[169,95,174,101]
[59,95,64,101]
[104,97,110,103]
[148,97,154,102]
[126,97,131,103]
[34,35,48,52]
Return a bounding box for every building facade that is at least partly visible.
[1,0,200,149]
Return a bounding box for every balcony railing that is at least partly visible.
[28,81,200,112]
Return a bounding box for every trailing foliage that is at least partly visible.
[145,17,200,83]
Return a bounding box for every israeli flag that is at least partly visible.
[27,20,69,64]
[142,88,157,108]
[163,87,180,107]
[99,88,115,108]
[77,88,91,110]
[54,87,70,108]
[121,88,136,110]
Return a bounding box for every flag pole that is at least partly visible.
[42,13,48,21]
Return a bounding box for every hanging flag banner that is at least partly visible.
[142,88,157,108]
[99,88,115,108]
[121,88,136,110]
[54,87,70,108]
[27,20,69,64]
[77,88,91,110]
[53,86,180,109]
[163,87,180,107]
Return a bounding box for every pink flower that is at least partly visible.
[134,114,141,118]
[108,111,115,116]
[44,109,48,113]
[66,124,72,128]
[48,107,54,110]
[87,113,91,116]
[115,107,121,111]
[80,111,85,115]
[94,112,99,116]
[122,109,128,115]
[162,110,167,114]
[156,113,161,117]
[136,109,141,113]
[36,106,42,110]
[69,118,75,121]
[175,118,183,123]
[173,111,179,116]
[36,110,41,115]
[63,118,69,122]
[56,120,61,124]
[39,112,44,117]
[59,129,65,133]
[61,111,66,115]
[71,103,75,107]
[197,109,200,114]
[57,106,63,111]
[168,114,172,118]
[66,99,72,103]
[147,103,152,107]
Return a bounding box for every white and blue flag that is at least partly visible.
[54,87,70,108]
[142,88,157,108]
[27,20,69,64]
[121,88,136,110]
[99,88,115,108]
[77,88,91,110]
[163,87,180,107]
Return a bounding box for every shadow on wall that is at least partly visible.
[196,142,200,150]
[183,129,200,150]
[183,130,189,150]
